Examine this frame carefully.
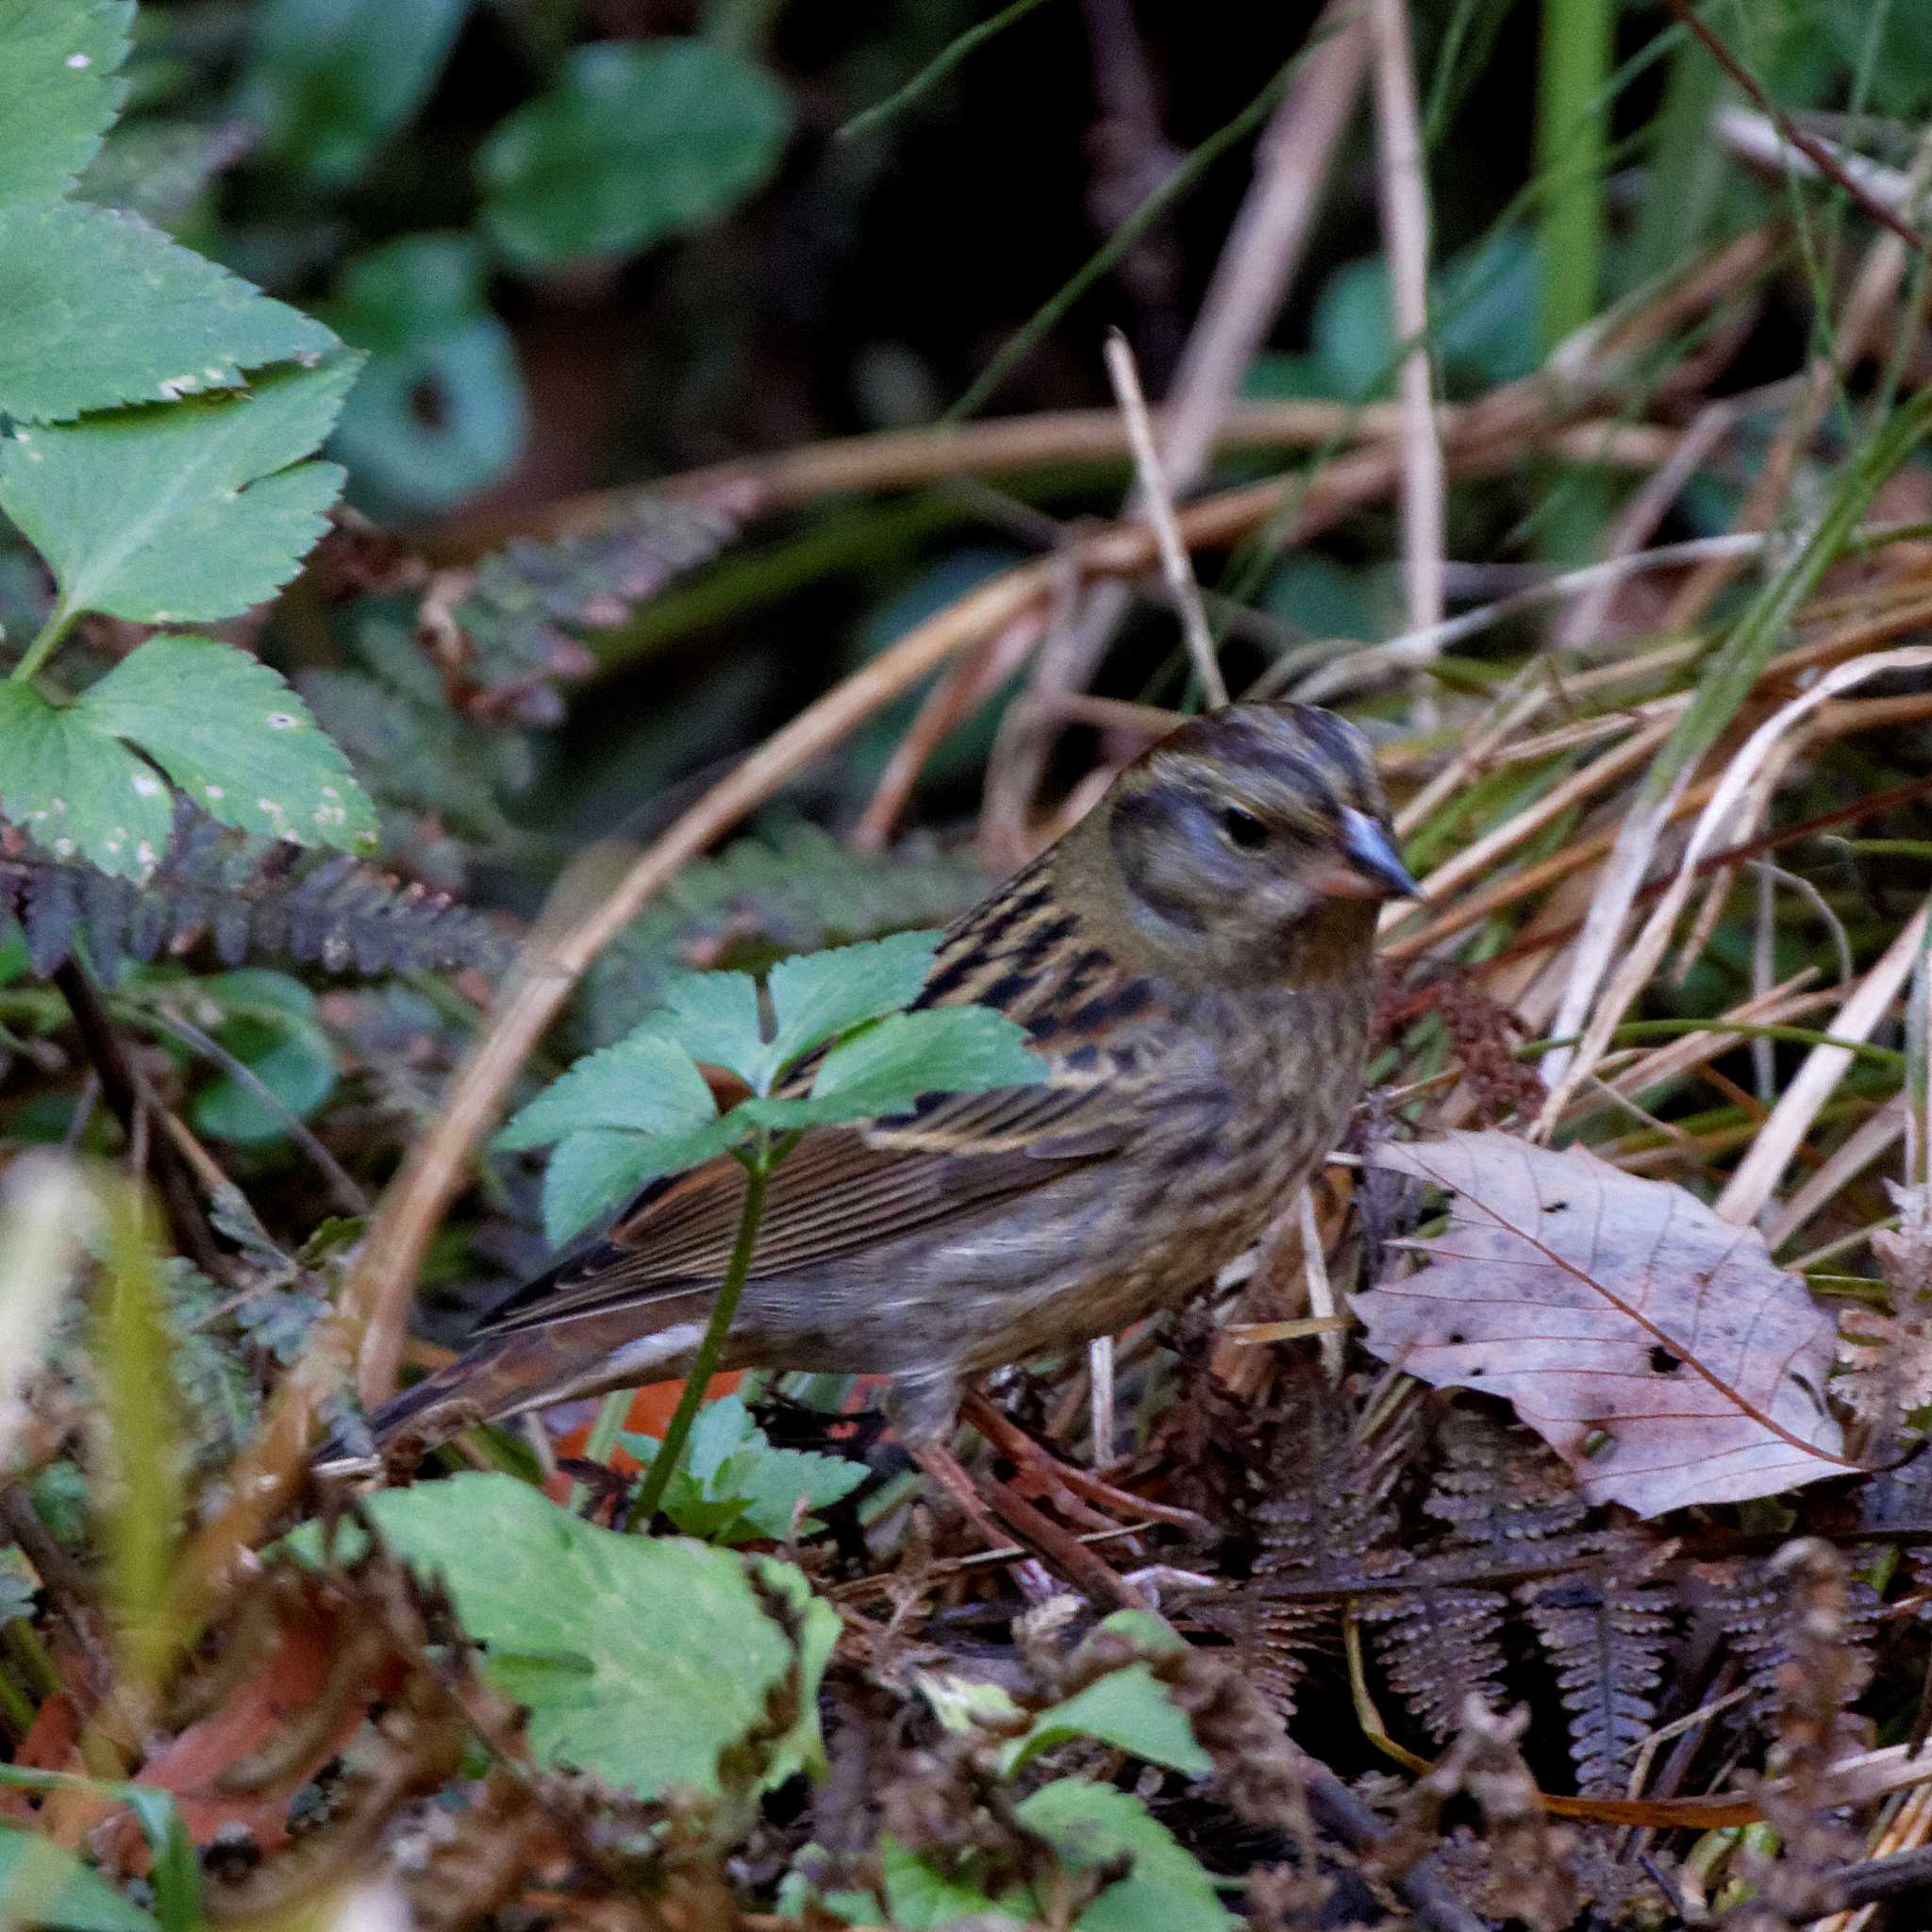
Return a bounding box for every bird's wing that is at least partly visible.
[481,890,1174,1335]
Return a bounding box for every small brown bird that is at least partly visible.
[366,702,1415,1491]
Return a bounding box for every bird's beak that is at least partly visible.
[1333,809,1422,899]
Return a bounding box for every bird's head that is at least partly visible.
[1084,701,1418,981]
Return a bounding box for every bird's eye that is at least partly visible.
[1220,806,1270,851]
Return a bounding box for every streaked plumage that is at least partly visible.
[366,702,1416,1457]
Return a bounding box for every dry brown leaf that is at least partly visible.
[1355,1132,1852,1515]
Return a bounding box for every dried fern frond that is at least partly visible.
[0,806,510,983]
[1366,1407,1590,1744]
[1232,1364,1417,1715]
[1515,1534,1674,1795]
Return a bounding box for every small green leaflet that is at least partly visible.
[621,1394,865,1545]
[495,941,1048,1246]
[0,354,359,625]
[0,202,339,424]
[496,1032,721,1149]
[78,634,375,851]
[284,1473,838,1801]
[758,928,938,1090]
[0,637,375,878]
[0,682,173,875]
[478,39,792,267]
[0,0,131,206]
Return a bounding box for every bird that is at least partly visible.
[354,702,1417,1566]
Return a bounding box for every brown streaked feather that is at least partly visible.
[479,877,1172,1339]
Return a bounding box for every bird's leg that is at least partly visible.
[906,1440,1148,1611]
[960,1387,1211,1534]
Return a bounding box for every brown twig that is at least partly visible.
[50,961,227,1281]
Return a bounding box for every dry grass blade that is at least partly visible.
[1536,648,1932,1130]
[1357,1133,1853,1513]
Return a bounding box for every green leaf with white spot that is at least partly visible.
[284,1473,838,1801]
[758,928,939,1090]
[0,202,339,423]
[477,40,791,268]
[0,0,132,205]
[0,352,358,624]
[0,682,174,877]
[75,634,375,852]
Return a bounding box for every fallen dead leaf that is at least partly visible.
[1355,1132,1853,1514]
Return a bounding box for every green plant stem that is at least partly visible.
[8,600,75,685]
[625,1148,770,1531]
[0,1649,36,1736]
[1535,0,1612,353]
[841,0,1058,142]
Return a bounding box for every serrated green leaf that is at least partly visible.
[0,682,174,877]
[648,970,767,1086]
[0,1824,156,1931]
[240,0,471,184]
[496,1031,721,1151]
[0,201,338,423]
[478,39,791,267]
[0,0,133,205]
[76,634,375,852]
[622,1394,865,1544]
[810,1006,1046,1115]
[0,352,358,623]
[284,1473,838,1800]
[540,1121,740,1244]
[758,929,939,1090]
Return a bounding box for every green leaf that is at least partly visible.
[0,0,133,205]
[861,1785,1233,1932]
[540,1121,738,1245]
[0,681,174,877]
[76,634,375,852]
[0,201,338,423]
[326,233,526,511]
[496,1031,721,1150]
[186,969,338,1145]
[478,39,791,268]
[0,353,358,625]
[621,1394,864,1544]
[287,1474,838,1800]
[1017,1781,1235,1932]
[240,0,472,184]
[1003,1665,1210,1776]
[758,929,940,1090]
[0,1824,156,1931]
[649,970,767,1086]
[809,1006,1047,1116]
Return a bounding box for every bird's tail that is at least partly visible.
[317,1304,711,1470]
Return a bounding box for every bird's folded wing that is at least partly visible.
[477,1072,1143,1335]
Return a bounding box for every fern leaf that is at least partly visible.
[0,805,508,983]
[1515,1536,1673,1794]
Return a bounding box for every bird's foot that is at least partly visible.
[960,1390,1211,1536]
